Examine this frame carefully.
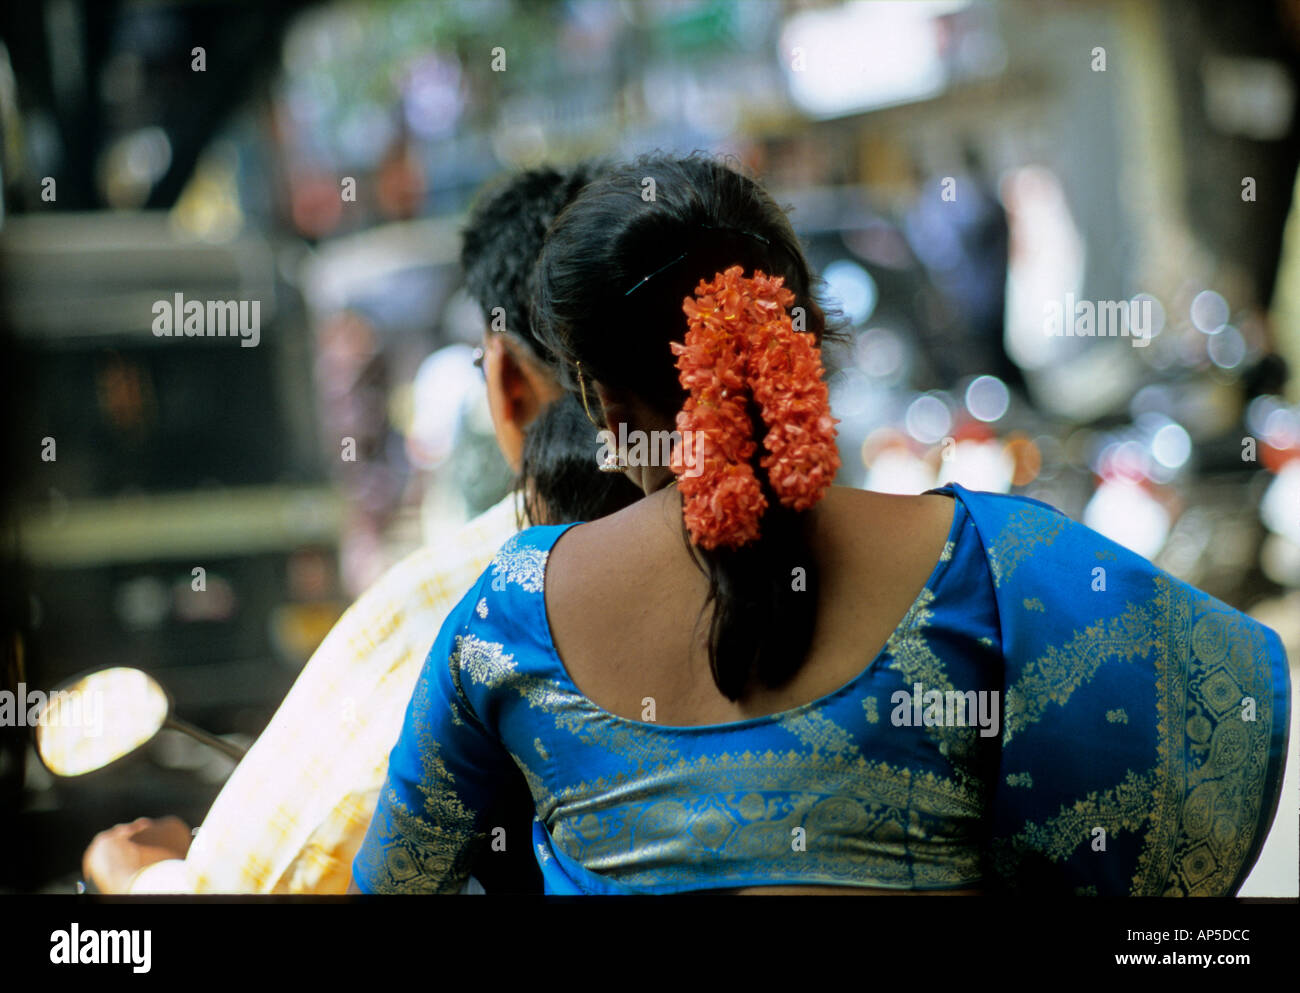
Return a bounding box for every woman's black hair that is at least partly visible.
[532,153,837,701]
[519,392,641,526]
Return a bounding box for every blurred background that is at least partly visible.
[0,0,1297,894]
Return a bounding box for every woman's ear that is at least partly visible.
[595,383,676,439]
[593,382,629,436]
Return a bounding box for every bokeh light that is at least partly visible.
[1190,289,1229,334]
[964,375,1010,422]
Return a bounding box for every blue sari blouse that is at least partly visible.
[352,483,1290,895]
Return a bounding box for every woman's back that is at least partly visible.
[545,484,969,895]
[545,485,957,730]
[359,483,1000,894]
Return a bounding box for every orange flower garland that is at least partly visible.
[670,265,840,549]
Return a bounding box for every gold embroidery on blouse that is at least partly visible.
[508,748,555,820]
[863,696,879,724]
[545,749,985,890]
[453,634,517,688]
[357,675,483,893]
[992,576,1277,896]
[1002,595,1155,745]
[488,535,548,593]
[986,505,1066,587]
[1138,581,1274,896]
[883,588,982,773]
[777,710,856,755]
[460,656,689,772]
[992,767,1158,873]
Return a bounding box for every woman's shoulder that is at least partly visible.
[479,522,581,594]
[816,481,1179,604]
[935,480,1066,527]
[426,522,580,657]
[932,483,1286,658]
[431,523,579,709]
[811,485,960,567]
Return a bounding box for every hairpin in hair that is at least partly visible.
[623,253,688,298]
[622,225,774,298]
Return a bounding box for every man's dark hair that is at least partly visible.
[460,163,605,363]
[458,162,640,532]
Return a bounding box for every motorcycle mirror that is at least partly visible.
[35,667,170,777]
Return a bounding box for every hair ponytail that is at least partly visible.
[671,265,838,698]
[694,475,820,700]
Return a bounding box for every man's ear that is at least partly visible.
[489,335,560,431]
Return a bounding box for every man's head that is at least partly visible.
[460,163,604,472]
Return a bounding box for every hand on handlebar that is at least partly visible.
[82,815,194,894]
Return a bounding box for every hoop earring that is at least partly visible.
[575,361,602,429]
